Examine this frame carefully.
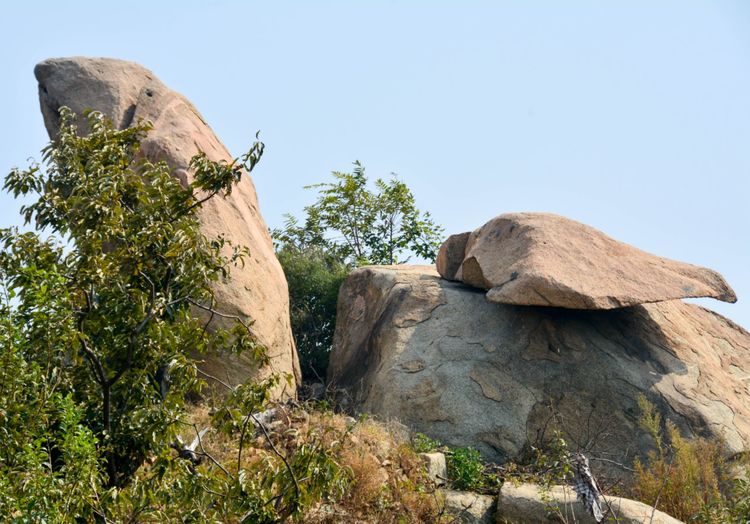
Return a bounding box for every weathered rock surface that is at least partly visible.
[443,490,495,524]
[496,483,683,523]
[444,213,736,309]
[328,265,750,474]
[419,452,447,486]
[35,57,300,393]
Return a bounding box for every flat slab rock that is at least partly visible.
[437,213,736,309]
[34,57,300,394]
[328,265,750,479]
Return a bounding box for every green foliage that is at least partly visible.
[407,433,502,492]
[0,322,102,521]
[276,245,348,380]
[275,161,443,266]
[513,429,575,487]
[274,162,443,381]
[0,108,349,521]
[411,432,441,454]
[1,108,264,489]
[636,393,664,453]
[446,447,485,490]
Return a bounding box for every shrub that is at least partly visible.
[630,394,738,522]
[411,432,442,454]
[273,162,444,382]
[274,161,444,267]
[446,447,485,491]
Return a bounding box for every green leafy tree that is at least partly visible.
[274,162,443,381]
[1,109,350,522]
[0,107,265,489]
[275,161,443,266]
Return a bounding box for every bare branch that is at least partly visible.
[588,456,636,473]
[186,298,257,338]
[196,368,233,391]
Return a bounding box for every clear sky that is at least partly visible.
[1,1,748,327]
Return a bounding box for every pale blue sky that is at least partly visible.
[1,1,748,327]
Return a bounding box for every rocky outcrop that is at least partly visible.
[328,265,750,474]
[442,213,736,309]
[35,57,300,393]
[496,483,683,523]
[443,490,495,524]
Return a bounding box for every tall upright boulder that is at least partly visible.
[35,57,300,394]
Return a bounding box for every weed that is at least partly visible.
[411,433,442,453]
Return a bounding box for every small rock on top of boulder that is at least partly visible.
[443,212,736,310]
[436,232,470,282]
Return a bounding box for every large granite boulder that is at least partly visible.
[328,265,750,474]
[35,57,300,394]
[440,213,736,309]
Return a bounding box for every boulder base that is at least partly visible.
[443,490,495,524]
[329,265,750,476]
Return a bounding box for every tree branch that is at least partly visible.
[250,412,300,507]
[190,423,233,480]
[237,413,252,473]
[186,298,258,339]
[196,368,233,391]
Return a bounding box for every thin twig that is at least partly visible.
[649,455,675,524]
[196,368,233,391]
[237,413,252,472]
[190,423,233,479]
[588,456,636,473]
[200,294,217,337]
[173,189,221,222]
[187,298,258,338]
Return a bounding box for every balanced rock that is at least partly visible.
[35,57,300,394]
[328,265,750,476]
[443,213,736,309]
